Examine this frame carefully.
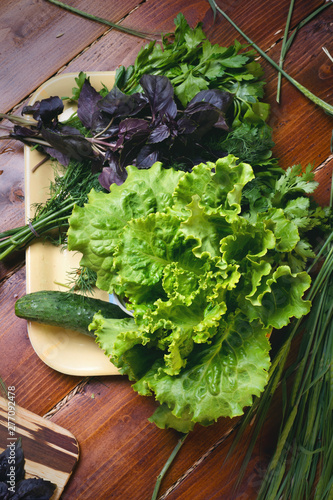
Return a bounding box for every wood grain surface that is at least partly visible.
[0,1,332,499]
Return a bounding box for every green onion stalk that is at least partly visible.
[256,237,333,499]
[225,189,333,499]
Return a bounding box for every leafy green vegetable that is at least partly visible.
[0,14,277,263]
[67,156,325,431]
[116,14,269,125]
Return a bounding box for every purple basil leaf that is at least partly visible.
[119,118,150,139]
[115,118,149,150]
[11,125,40,138]
[212,113,229,130]
[147,123,171,144]
[184,101,229,135]
[136,144,160,169]
[176,116,197,135]
[22,96,64,126]
[42,146,71,166]
[77,80,103,129]
[140,74,177,121]
[11,477,56,500]
[41,126,93,161]
[0,482,10,500]
[98,167,127,189]
[91,114,118,136]
[90,156,104,174]
[188,89,233,113]
[98,86,148,118]
[98,153,128,189]
[118,125,151,168]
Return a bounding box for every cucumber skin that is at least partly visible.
[15,290,129,337]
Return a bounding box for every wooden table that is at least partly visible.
[1,1,332,498]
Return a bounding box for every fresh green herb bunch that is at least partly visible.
[116,13,270,127]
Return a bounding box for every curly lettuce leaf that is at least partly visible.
[69,155,320,431]
[110,212,208,299]
[220,217,275,269]
[149,403,195,433]
[240,265,311,329]
[134,312,271,425]
[172,155,254,218]
[259,208,300,252]
[68,163,184,290]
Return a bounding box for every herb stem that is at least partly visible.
[44,0,160,41]
[0,199,76,260]
[151,433,188,500]
[277,0,294,103]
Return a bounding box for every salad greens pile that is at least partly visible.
[0,14,277,261]
[67,156,328,432]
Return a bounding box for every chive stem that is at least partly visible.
[151,433,188,500]
[44,0,160,41]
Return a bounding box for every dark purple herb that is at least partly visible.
[77,79,104,130]
[6,74,233,190]
[97,85,148,118]
[41,125,94,163]
[94,74,232,185]
[11,477,56,500]
[22,96,64,128]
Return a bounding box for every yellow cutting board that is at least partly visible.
[0,396,79,499]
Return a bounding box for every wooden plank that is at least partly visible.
[0,139,25,233]
[0,396,79,499]
[0,0,149,113]
[49,376,246,499]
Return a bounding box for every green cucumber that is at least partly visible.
[15,290,129,337]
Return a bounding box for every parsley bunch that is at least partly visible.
[116,13,270,127]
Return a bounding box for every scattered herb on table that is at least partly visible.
[207,0,333,116]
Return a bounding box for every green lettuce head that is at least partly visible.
[68,156,312,432]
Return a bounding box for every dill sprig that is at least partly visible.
[0,158,104,260]
[65,266,98,295]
